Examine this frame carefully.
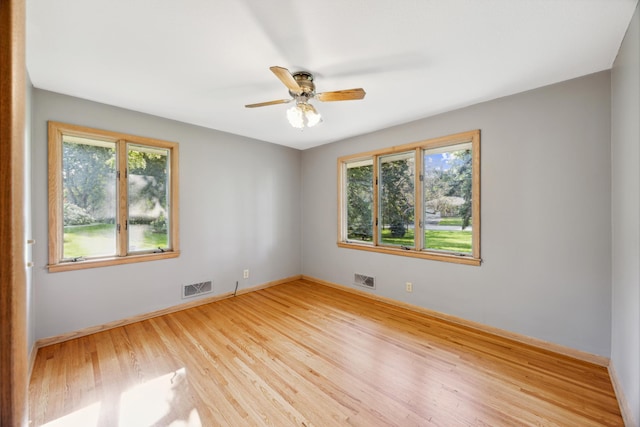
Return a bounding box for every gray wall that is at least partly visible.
[32,90,302,339]
[301,71,612,357]
[611,2,640,425]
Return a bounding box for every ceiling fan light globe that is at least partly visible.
[287,103,322,129]
[305,106,322,127]
[287,105,305,129]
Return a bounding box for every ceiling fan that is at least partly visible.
[245,66,366,128]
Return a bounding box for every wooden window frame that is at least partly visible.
[338,130,481,266]
[48,121,180,272]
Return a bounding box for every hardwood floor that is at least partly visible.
[29,279,623,426]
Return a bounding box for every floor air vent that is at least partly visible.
[182,280,213,298]
[354,273,375,289]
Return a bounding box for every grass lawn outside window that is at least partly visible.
[64,224,169,259]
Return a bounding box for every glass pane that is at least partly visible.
[127,144,170,252]
[423,143,473,254]
[379,152,415,247]
[62,136,117,259]
[345,159,373,242]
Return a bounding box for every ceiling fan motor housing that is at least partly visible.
[290,71,316,99]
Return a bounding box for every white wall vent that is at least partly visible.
[182,280,213,298]
[354,273,375,289]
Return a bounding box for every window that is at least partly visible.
[345,159,374,242]
[48,121,180,271]
[338,130,480,265]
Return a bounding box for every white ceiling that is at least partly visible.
[27,0,638,150]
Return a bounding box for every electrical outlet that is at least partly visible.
[243,269,249,279]
[406,282,413,292]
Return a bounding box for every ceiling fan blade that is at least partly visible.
[270,66,302,93]
[245,99,292,108]
[316,88,366,102]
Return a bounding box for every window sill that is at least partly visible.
[47,250,180,272]
[337,241,481,266]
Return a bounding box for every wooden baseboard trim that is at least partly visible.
[34,274,302,349]
[301,275,610,367]
[608,362,635,427]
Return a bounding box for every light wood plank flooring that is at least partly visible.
[29,279,623,426]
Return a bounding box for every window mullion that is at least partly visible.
[414,148,423,251]
[168,149,178,250]
[117,140,128,256]
[338,161,346,243]
[48,124,64,265]
[471,132,481,259]
[372,155,380,246]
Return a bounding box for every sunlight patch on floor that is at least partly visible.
[42,402,101,426]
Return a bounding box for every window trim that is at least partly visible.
[337,130,481,266]
[48,121,180,272]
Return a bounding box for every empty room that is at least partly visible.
[2,0,639,426]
